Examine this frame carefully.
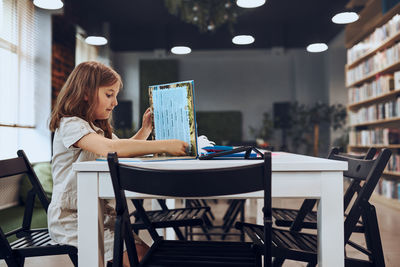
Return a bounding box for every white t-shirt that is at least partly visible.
[47,116,137,261]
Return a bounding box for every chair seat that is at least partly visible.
[272,229,317,253]
[132,207,210,229]
[187,199,246,241]
[7,229,77,258]
[140,240,259,266]
[237,222,374,265]
[272,207,317,228]
[236,222,317,262]
[273,207,365,232]
[271,228,320,264]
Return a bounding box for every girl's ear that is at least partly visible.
[84,94,88,101]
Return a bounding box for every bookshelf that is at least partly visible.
[347,31,400,69]
[348,89,400,109]
[349,144,400,149]
[346,1,400,206]
[350,117,400,127]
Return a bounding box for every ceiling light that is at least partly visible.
[232,35,255,45]
[236,0,266,8]
[171,46,191,55]
[85,36,108,46]
[33,0,63,10]
[332,12,359,24]
[306,43,328,53]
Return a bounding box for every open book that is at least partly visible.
[149,80,198,158]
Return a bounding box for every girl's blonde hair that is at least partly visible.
[49,61,122,138]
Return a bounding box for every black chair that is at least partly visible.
[272,147,377,232]
[130,198,212,241]
[185,198,246,241]
[0,150,77,267]
[236,148,391,267]
[107,151,272,267]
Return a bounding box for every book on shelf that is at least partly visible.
[395,70,400,90]
[349,128,400,146]
[375,177,400,200]
[347,14,400,65]
[348,74,394,104]
[349,96,400,125]
[387,153,400,172]
[380,178,399,200]
[346,42,400,86]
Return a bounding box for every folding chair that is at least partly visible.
[0,150,77,267]
[107,151,272,267]
[185,198,246,241]
[272,147,376,232]
[129,198,211,241]
[236,148,391,267]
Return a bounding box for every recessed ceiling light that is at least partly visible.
[306,43,328,53]
[332,12,359,24]
[236,0,266,8]
[85,36,108,46]
[33,0,63,10]
[232,35,255,45]
[171,46,191,55]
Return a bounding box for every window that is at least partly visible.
[0,0,37,159]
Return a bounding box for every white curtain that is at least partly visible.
[75,33,98,65]
[0,0,36,160]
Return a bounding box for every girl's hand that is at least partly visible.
[164,140,189,156]
[141,108,153,134]
[133,108,152,139]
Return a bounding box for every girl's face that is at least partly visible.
[94,82,120,120]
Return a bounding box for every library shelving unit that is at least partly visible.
[346,1,400,206]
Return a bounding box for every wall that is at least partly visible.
[325,30,348,149]
[112,51,152,131]
[113,48,328,145]
[51,15,75,109]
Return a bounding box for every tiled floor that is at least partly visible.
[1,196,400,267]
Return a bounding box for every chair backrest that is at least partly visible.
[0,150,50,212]
[289,147,377,232]
[342,147,377,210]
[107,151,272,265]
[329,149,392,243]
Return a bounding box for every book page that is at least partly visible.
[149,80,198,157]
[152,86,190,144]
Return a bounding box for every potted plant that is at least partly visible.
[249,112,275,148]
[287,102,346,156]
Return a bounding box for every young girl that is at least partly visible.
[48,61,188,266]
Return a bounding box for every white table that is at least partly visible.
[73,152,347,267]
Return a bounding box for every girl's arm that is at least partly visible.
[131,108,152,140]
[75,133,188,157]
